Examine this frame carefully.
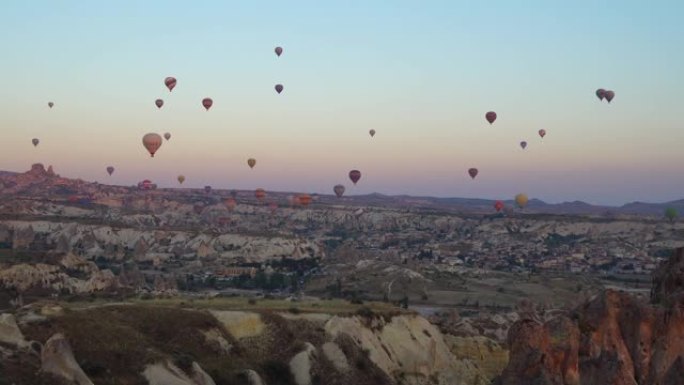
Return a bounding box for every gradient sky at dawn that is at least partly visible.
[0,1,683,205]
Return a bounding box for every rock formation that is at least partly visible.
[41,333,94,385]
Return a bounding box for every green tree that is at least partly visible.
[665,207,678,223]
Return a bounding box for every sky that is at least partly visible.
[0,0,682,205]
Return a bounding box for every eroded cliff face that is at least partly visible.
[497,247,684,385]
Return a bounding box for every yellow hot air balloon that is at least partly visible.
[247,158,256,169]
[515,193,528,209]
[177,175,185,184]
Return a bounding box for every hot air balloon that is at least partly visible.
[468,168,478,179]
[520,141,527,150]
[349,170,361,185]
[334,184,345,198]
[595,89,606,101]
[604,90,615,103]
[204,186,212,194]
[225,198,236,211]
[155,99,164,109]
[538,129,546,138]
[485,111,497,124]
[164,132,171,141]
[494,200,504,212]
[48,102,54,108]
[515,194,528,209]
[177,175,185,184]
[248,158,256,169]
[106,166,114,176]
[275,84,284,94]
[165,77,177,92]
[255,188,266,201]
[275,46,283,57]
[202,98,213,111]
[142,133,162,157]
[298,194,312,206]
[32,138,39,147]
[369,129,376,137]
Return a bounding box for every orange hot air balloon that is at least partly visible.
[165,77,176,91]
[255,188,266,201]
[468,168,478,179]
[604,90,615,103]
[494,200,504,212]
[538,129,546,138]
[202,98,213,111]
[225,198,236,211]
[515,193,528,209]
[334,184,345,197]
[275,46,283,57]
[485,111,497,124]
[275,84,283,94]
[48,102,54,108]
[106,166,115,176]
[298,194,312,206]
[349,170,361,185]
[164,132,171,141]
[247,158,256,169]
[369,129,376,137]
[177,175,185,184]
[32,138,39,147]
[155,99,164,109]
[142,133,162,157]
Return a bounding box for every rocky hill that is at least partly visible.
[495,247,684,385]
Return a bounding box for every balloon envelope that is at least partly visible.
[155,99,163,109]
[485,111,497,124]
[515,194,528,208]
[32,138,39,147]
[369,129,376,137]
[494,200,504,212]
[177,175,185,184]
[298,194,312,206]
[596,88,606,101]
[48,102,54,108]
[604,90,615,103]
[275,84,283,94]
[538,129,546,138]
[255,188,266,200]
[275,46,283,56]
[202,98,213,111]
[165,77,176,92]
[468,168,478,179]
[204,186,212,193]
[142,133,162,157]
[248,158,256,169]
[334,185,345,197]
[349,170,361,185]
[520,141,527,149]
[164,132,171,141]
[106,166,114,176]
[225,198,236,211]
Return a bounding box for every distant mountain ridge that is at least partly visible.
[0,165,681,217]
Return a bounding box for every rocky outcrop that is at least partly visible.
[289,342,316,385]
[0,313,29,348]
[210,311,266,339]
[497,247,684,385]
[41,333,94,385]
[445,335,509,383]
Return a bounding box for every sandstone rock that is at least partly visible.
[0,313,29,348]
[41,333,94,385]
[289,342,316,385]
[322,341,349,371]
[191,361,217,385]
[143,361,196,385]
[444,335,508,383]
[202,328,232,354]
[244,369,265,385]
[210,311,265,339]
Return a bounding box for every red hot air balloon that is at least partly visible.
[485,111,497,124]
[155,99,164,109]
[275,84,284,94]
[48,102,54,108]
[334,184,345,197]
[202,98,213,111]
[298,194,312,206]
[106,166,114,176]
[225,198,236,211]
[494,200,504,212]
[468,168,478,179]
[538,129,546,138]
[255,188,266,201]
[520,141,527,149]
[604,90,615,103]
[275,46,283,57]
[142,133,162,157]
[349,170,361,185]
[165,77,177,92]
[596,89,606,101]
